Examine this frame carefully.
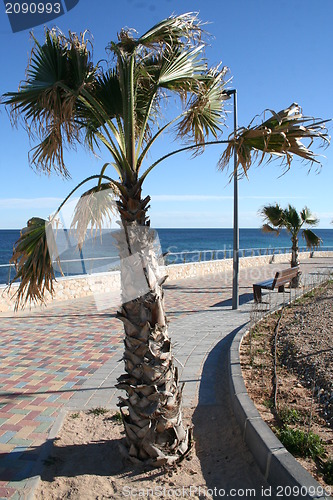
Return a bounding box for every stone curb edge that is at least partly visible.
[228,324,332,500]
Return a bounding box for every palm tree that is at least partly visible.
[2,13,329,466]
[260,204,322,285]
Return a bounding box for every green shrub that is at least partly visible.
[321,458,333,485]
[263,398,274,409]
[277,425,326,459]
[278,406,301,425]
[88,407,109,416]
[110,411,123,424]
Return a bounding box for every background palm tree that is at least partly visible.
[2,13,329,466]
[260,204,322,286]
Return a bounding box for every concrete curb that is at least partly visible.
[229,324,332,500]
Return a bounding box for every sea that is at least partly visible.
[1,228,333,285]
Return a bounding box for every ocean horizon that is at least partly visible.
[1,227,333,285]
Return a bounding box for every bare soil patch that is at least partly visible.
[35,407,214,499]
[240,280,333,489]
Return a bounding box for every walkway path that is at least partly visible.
[0,256,332,498]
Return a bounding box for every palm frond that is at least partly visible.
[134,53,164,142]
[70,183,119,249]
[284,205,301,231]
[3,29,97,175]
[10,217,60,309]
[300,206,319,226]
[260,204,284,227]
[77,69,124,151]
[137,12,205,51]
[218,103,330,176]
[176,66,229,144]
[77,69,123,129]
[29,127,70,177]
[158,45,207,88]
[302,229,322,249]
[262,223,279,235]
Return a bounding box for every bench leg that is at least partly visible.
[253,285,262,303]
[278,285,285,293]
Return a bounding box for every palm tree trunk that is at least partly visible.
[291,235,300,287]
[113,186,191,466]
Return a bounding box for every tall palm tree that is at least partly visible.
[260,204,322,285]
[2,13,329,466]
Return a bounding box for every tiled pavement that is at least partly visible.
[0,256,332,498]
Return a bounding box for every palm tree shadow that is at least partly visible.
[0,429,167,486]
[0,437,127,483]
[192,328,268,497]
[210,292,254,307]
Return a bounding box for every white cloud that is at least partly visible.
[0,194,306,208]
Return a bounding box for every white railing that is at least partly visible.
[163,245,333,265]
[0,255,120,286]
[1,246,333,286]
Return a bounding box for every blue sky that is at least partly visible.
[0,0,332,229]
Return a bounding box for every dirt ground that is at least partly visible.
[35,401,264,500]
[240,280,333,490]
[35,407,213,499]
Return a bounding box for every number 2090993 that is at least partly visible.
[5,2,61,15]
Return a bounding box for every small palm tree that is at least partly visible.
[260,204,322,285]
[2,13,329,466]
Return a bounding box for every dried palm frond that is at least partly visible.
[3,29,97,176]
[262,223,280,235]
[177,65,229,145]
[219,103,330,177]
[70,183,119,249]
[302,229,322,249]
[10,217,60,309]
[137,12,206,51]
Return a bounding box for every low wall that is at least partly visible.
[0,271,121,313]
[1,251,332,313]
[161,250,332,280]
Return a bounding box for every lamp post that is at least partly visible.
[225,89,239,310]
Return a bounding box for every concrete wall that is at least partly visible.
[1,251,332,313]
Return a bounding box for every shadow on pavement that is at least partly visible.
[192,327,269,498]
[210,292,254,308]
[0,437,126,483]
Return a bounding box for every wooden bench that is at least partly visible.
[253,267,300,303]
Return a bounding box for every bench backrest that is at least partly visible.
[273,267,299,288]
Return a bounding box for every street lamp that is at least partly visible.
[225,89,239,310]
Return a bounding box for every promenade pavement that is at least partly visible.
[0,255,332,499]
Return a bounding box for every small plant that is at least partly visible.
[278,406,301,425]
[70,412,80,419]
[263,398,274,409]
[320,458,333,485]
[88,407,109,416]
[277,426,326,459]
[110,411,123,424]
